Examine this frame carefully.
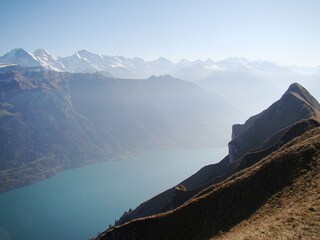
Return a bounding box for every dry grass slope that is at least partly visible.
[97,127,320,240]
[214,167,320,240]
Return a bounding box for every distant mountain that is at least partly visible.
[1,48,318,118]
[0,67,239,192]
[0,69,111,192]
[1,48,319,81]
[199,68,280,115]
[0,48,40,67]
[109,83,320,230]
[174,57,316,83]
[68,74,238,149]
[32,48,67,72]
[197,59,320,117]
[173,62,221,82]
[59,50,97,73]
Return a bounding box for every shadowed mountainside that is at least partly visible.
[96,122,320,240]
[228,83,320,163]
[114,83,320,225]
[0,67,238,192]
[0,70,112,192]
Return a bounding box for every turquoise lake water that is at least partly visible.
[0,147,227,240]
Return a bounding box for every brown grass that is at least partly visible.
[214,160,320,240]
[96,127,320,240]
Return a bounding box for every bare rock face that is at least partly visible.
[228,83,320,163]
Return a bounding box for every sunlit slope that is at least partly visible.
[96,126,320,240]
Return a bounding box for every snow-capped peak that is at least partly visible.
[31,48,66,72]
[33,48,50,55]
[1,48,318,81]
[0,48,40,67]
[77,49,91,56]
[154,57,172,64]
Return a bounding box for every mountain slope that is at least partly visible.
[0,68,238,192]
[96,126,320,240]
[114,83,320,225]
[228,83,320,163]
[0,69,113,192]
[3,48,318,121]
[32,48,67,72]
[0,48,40,67]
[214,150,320,240]
[68,74,238,149]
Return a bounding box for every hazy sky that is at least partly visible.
[1,0,319,66]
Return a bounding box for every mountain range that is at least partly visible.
[0,66,239,192]
[96,83,320,240]
[0,49,319,239]
[1,48,319,117]
[1,48,319,81]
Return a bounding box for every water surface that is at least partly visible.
[0,147,227,240]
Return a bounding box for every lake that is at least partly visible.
[0,147,227,240]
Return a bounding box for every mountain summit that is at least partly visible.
[228,83,320,163]
[0,48,40,67]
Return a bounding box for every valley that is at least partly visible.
[1,1,319,239]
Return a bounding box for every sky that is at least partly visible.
[0,0,319,66]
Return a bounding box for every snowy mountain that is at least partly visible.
[59,51,97,73]
[0,48,319,81]
[0,48,41,67]
[32,49,67,72]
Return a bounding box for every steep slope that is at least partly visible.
[115,83,320,225]
[96,126,320,240]
[32,48,67,72]
[0,69,114,192]
[214,155,320,240]
[228,83,320,163]
[68,74,237,149]
[59,51,98,73]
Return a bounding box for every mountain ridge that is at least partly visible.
[110,83,320,231]
[228,82,320,163]
[1,48,319,80]
[0,67,237,192]
[96,126,320,240]
[95,83,320,240]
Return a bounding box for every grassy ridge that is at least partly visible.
[97,127,320,240]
